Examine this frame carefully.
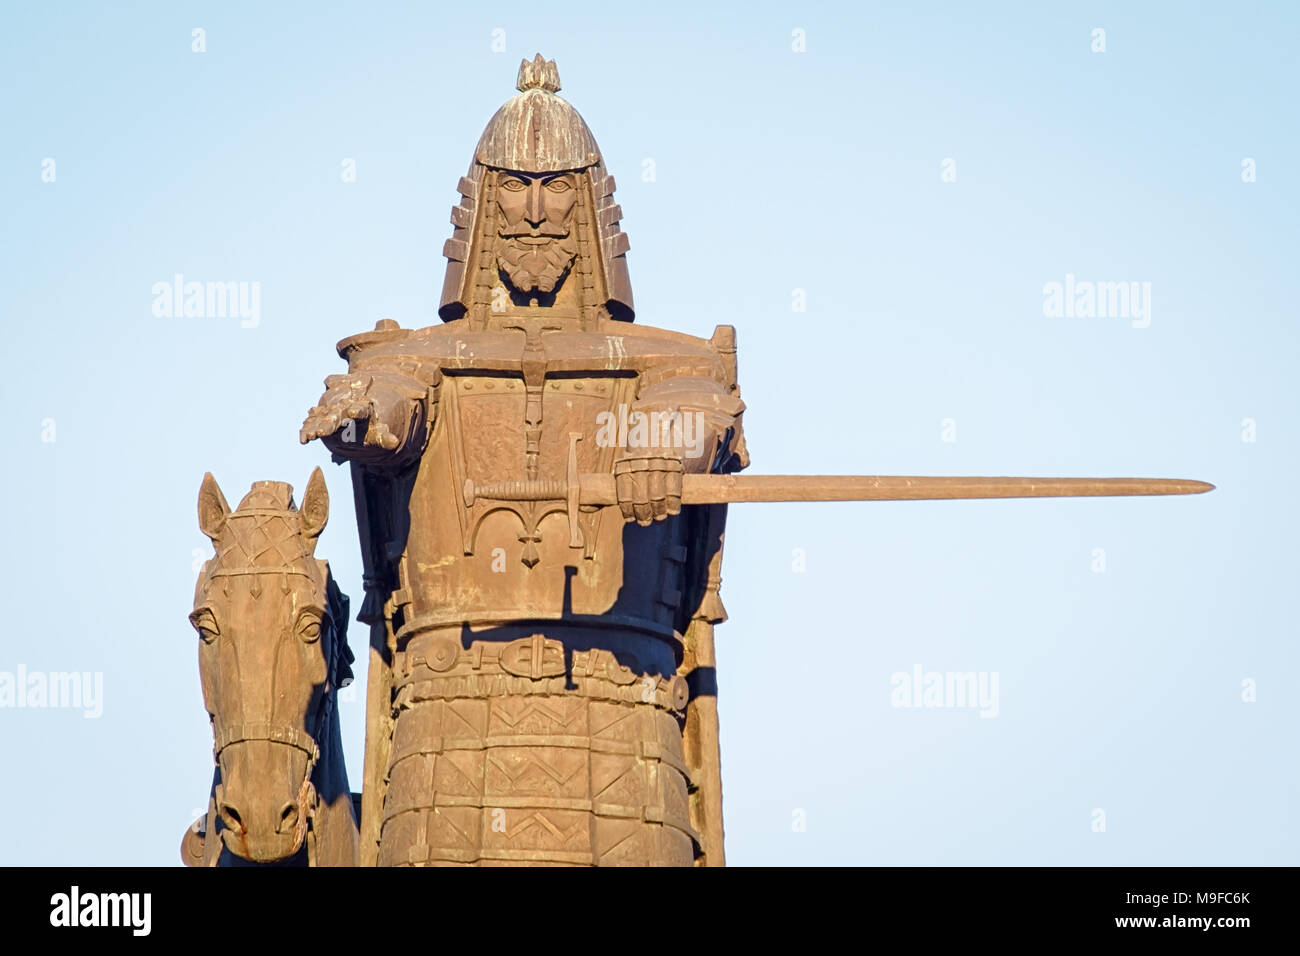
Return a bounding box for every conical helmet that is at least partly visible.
[474,55,601,173]
[439,55,634,323]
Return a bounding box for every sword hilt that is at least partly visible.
[463,432,592,548]
[464,479,568,501]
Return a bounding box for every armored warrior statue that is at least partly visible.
[301,56,1210,867]
[302,56,742,866]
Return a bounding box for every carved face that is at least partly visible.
[495,170,580,295]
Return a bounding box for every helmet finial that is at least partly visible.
[517,54,561,93]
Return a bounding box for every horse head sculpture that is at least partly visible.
[185,468,359,866]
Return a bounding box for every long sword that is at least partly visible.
[463,435,1213,544]
[469,473,1215,506]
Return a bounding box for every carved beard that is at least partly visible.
[496,234,579,295]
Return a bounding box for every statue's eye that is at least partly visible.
[500,177,528,192]
[295,610,324,644]
[544,178,572,193]
[190,610,219,644]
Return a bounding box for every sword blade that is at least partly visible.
[581,474,1214,506]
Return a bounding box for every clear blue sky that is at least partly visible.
[1,0,1295,865]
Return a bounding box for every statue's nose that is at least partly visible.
[524,180,545,225]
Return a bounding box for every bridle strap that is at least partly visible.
[213,716,326,859]
[213,722,321,763]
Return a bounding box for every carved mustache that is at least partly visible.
[499,223,569,239]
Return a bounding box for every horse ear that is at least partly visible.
[300,467,329,543]
[198,473,230,543]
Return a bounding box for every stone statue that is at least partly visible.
[183,470,360,866]
[286,56,1208,867]
[300,55,743,866]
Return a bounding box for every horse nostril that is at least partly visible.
[218,802,245,834]
[277,802,299,834]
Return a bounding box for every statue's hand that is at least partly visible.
[301,374,390,448]
[300,371,429,460]
[614,452,684,525]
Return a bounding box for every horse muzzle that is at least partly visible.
[214,739,316,863]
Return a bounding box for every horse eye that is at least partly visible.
[297,616,322,643]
